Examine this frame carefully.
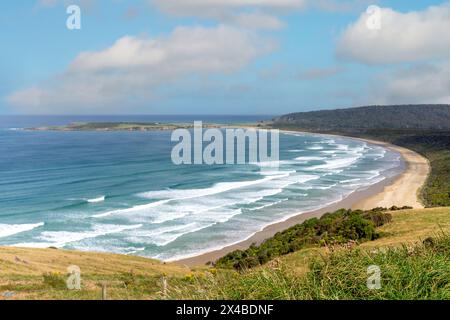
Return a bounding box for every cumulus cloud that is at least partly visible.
[336,3,450,64]
[7,25,275,113]
[375,63,450,104]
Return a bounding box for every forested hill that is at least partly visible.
[273,105,450,131]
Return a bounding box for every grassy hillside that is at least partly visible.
[168,207,450,300]
[168,235,449,300]
[1,207,448,300]
[0,247,192,300]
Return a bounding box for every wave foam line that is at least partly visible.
[247,198,289,211]
[306,155,362,171]
[94,173,292,219]
[129,209,244,247]
[140,173,290,200]
[295,156,326,161]
[11,224,142,248]
[0,222,44,239]
[92,199,171,218]
[87,196,105,203]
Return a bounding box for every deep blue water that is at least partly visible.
[0,115,402,260]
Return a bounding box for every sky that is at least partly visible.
[0,0,449,115]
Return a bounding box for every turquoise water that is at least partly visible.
[0,116,402,261]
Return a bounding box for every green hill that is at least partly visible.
[273,105,450,131]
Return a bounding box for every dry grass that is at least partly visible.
[0,247,189,277]
[0,247,192,300]
[361,207,450,248]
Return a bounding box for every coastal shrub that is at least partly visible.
[362,210,392,227]
[118,272,161,295]
[42,272,67,289]
[389,206,413,211]
[215,208,392,270]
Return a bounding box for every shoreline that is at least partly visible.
[175,133,430,267]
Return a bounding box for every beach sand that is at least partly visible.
[350,139,429,210]
[176,135,430,267]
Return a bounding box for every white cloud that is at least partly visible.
[7,25,275,113]
[150,0,300,31]
[150,0,371,30]
[376,63,450,104]
[336,3,450,64]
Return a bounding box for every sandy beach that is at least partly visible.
[176,134,430,267]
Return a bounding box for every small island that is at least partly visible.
[26,121,272,132]
[27,122,221,132]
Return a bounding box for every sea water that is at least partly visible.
[0,116,402,261]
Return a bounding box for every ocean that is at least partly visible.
[0,115,403,261]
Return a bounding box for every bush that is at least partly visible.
[362,210,392,227]
[42,272,67,289]
[215,208,392,270]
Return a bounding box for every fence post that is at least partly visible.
[101,282,107,300]
[162,276,167,298]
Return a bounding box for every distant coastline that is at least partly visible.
[24,120,272,132]
[26,122,223,132]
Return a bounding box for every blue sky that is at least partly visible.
[1,0,449,115]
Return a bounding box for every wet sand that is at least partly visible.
[176,134,430,267]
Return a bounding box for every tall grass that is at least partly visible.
[167,234,450,300]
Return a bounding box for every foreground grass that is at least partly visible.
[168,208,450,300]
[0,208,448,300]
[168,234,449,300]
[0,247,192,300]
